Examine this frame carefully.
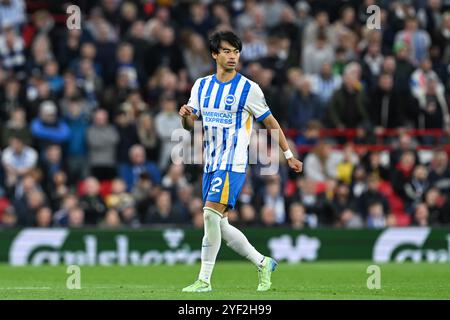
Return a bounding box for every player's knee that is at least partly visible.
[203,206,223,219]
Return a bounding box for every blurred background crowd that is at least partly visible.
[0,0,450,230]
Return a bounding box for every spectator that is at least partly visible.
[155,91,184,170]
[310,62,342,106]
[394,16,431,66]
[136,112,160,163]
[30,100,70,152]
[327,64,369,130]
[337,208,364,229]
[100,208,122,229]
[1,136,37,188]
[105,178,134,211]
[64,97,89,182]
[262,176,286,225]
[1,107,32,148]
[79,176,107,225]
[303,139,341,183]
[146,190,185,224]
[358,174,390,219]
[68,206,85,228]
[363,151,390,182]
[392,150,417,202]
[0,205,17,228]
[287,75,324,130]
[87,108,119,180]
[145,26,185,77]
[53,193,79,227]
[35,206,52,227]
[0,0,26,30]
[114,109,139,164]
[238,203,258,227]
[366,202,386,229]
[119,144,161,192]
[0,25,26,78]
[404,165,430,211]
[369,73,407,133]
[412,202,430,226]
[424,187,450,225]
[416,75,450,144]
[302,32,334,75]
[330,181,357,226]
[260,205,277,227]
[288,202,307,229]
[428,149,450,195]
[182,31,213,81]
[0,77,26,122]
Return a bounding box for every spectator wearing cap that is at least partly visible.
[294,1,313,36]
[87,108,119,180]
[30,100,70,152]
[119,144,161,192]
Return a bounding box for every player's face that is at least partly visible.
[213,41,240,71]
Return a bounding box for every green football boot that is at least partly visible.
[182,279,212,293]
[257,257,278,292]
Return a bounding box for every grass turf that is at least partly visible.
[0,262,449,300]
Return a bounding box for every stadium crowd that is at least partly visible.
[0,0,450,230]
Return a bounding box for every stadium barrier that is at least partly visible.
[1,227,449,265]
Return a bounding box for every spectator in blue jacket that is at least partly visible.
[30,100,70,153]
[288,75,324,130]
[119,144,161,192]
[63,97,89,182]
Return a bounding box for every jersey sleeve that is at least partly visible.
[245,83,272,122]
[187,79,201,118]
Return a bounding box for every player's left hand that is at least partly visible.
[287,158,303,173]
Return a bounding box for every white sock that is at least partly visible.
[198,207,222,284]
[220,217,265,269]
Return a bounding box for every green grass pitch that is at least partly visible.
[0,262,449,300]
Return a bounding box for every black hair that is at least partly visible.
[209,31,242,54]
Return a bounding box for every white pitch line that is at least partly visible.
[0,287,52,290]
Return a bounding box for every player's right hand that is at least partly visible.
[179,105,193,118]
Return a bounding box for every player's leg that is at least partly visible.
[182,172,227,292]
[218,171,277,291]
[197,201,226,286]
[220,216,277,291]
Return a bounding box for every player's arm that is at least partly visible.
[179,105,198,131]
[262,114,303,173]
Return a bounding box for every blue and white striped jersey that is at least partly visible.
[187,72,271,173]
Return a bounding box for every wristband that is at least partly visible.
[284,149,294,160]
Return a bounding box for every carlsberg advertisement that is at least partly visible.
[0,228,449,266]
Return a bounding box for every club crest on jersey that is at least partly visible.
[224,94,236,108]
